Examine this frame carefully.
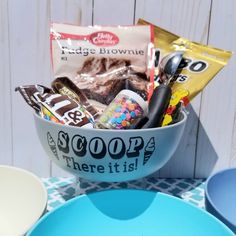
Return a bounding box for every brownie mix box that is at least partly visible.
[50,24,155,112]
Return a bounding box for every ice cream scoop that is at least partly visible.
[159,51,184,85]
[141,51,184,128]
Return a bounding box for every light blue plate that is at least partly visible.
[27,189,234,236]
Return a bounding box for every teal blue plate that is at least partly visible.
[27,189,234,236]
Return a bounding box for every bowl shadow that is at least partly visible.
[55,175,205,208]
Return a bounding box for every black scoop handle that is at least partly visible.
[141,84,172,128]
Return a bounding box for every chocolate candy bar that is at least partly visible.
[52,77,100,119]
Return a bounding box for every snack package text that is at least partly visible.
[50,23,155,113]
[138,19,233,101]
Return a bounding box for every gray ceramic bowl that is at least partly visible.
[34,111,187,182]
[205,168,236,234]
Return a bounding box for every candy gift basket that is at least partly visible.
[15,18,234,236]
[17,19,231,184]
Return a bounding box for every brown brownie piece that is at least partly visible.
[78,57,106,75]
[125,73,149,100]
[74,57,148,105]
[74,74,126,105]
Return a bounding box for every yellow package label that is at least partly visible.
[138,19,233,101]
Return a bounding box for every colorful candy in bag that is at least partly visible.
[162,89,189,126]
[50,23,155,113]
[96,89,148,129]
[138,19,233,102]
[16,85,94,128]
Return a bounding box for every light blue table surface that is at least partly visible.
[42,177,206,211]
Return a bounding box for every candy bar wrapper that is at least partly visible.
[138,19,233,102]
[15,85,53,113]
[16,85,94,128]
[50,23,155,113]
[52,77,100,119]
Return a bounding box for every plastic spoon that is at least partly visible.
[141,51,184,128]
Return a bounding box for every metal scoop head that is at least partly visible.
[159,51,184,84]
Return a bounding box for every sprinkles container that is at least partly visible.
[96,90,148,129]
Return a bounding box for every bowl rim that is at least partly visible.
[0,165,48,235]
[26,189,234,235]
[205,167,236,228]
[33,110,188,133]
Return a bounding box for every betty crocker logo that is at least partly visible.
[89,31,119,46]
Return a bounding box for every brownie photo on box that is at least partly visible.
[50,23,154,112]
[73,57,149,106]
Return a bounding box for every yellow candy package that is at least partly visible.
[138,19,233,101]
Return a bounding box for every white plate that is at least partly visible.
[0,165,47,236]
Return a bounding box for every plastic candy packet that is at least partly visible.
[16,85,94,128]
[15,85,52,113]
[138,19,233,102]
[162,89,189,126]
[50,23,155,113]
